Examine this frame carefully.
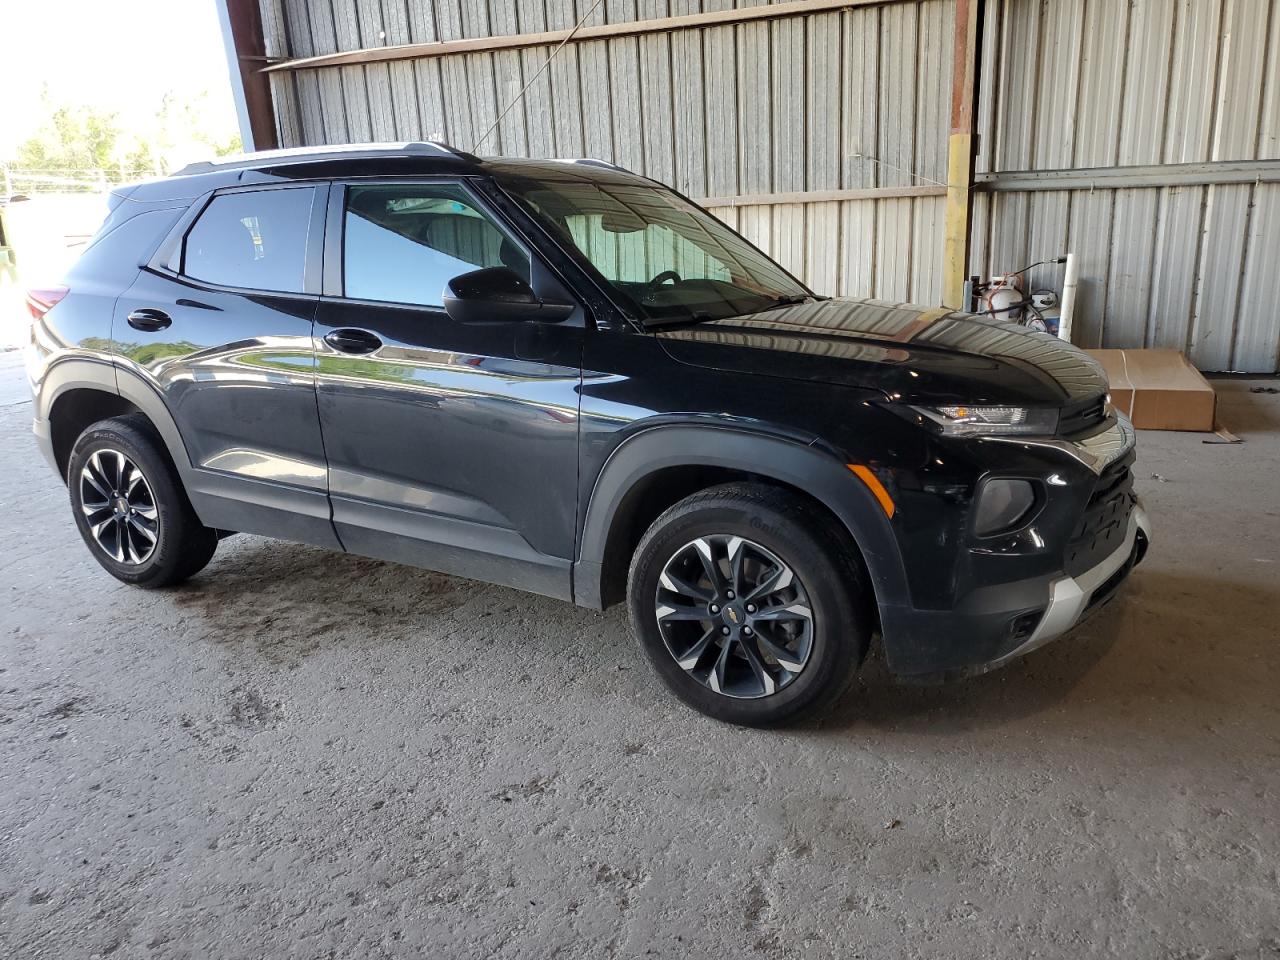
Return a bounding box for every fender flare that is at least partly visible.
[38,356,196,475]
[572,424,912,616]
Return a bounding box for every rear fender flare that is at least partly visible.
[38,356,195,475]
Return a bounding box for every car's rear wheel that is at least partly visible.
[67,415,218,588]
[628,483,871,727]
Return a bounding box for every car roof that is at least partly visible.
[173,141,477,175]
[117,143,638,203]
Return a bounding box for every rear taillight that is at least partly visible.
[26,286,69,322]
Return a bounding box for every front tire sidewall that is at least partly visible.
[629,498,865,727]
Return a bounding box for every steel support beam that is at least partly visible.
[942,0,983,310]
[698,185,947,209]
[977,159,1280,191]
[260,0,914,74]
[215,0,278,152]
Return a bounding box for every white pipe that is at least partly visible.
[1058,252,1078,343]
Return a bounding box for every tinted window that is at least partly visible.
[183,188,313,293]
[497,168,811,325]
[343,184,530,306]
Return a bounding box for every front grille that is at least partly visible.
[1063,454,1135,578]
[1058,394,1108,438]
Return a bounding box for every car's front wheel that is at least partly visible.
[627,483,871,727]
[67,414,218,588]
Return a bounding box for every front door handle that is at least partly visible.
[323,328,383,355]
[127,308,172,332]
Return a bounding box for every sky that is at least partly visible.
[1,0,240,159]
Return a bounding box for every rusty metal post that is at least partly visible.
[942,0,984,309]
[216,0,279,151]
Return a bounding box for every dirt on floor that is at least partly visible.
[1,354,1278,959]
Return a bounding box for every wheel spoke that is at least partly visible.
[124,463,145,496]
[84,454,113,501]
[656,603,710,622]
[674,627,719,670]
[726,535,746,594]
[708,636,734,694]
[753,601,812,623]
[127,515,157,543]
[105,518,125,562]
[82,503,113,524]
[131,503,157,520]
[122,523,143,564]
[658,567,713,603]
[744,563,794,603]
[691,537,727,593]
[754,625,807,673]
[738,635,778,696]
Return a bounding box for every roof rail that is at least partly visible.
[565,158,629,172]
[173,141,475,177]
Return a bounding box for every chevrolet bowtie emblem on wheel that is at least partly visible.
[726,607,740,624]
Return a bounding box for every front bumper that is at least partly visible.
[983,500,1150,670]
[877,412,1151,677]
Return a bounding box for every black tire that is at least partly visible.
[627,483,871,727]
[67,414,218,588]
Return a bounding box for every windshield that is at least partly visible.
[494,165,813,326]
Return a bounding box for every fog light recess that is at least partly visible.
[975,478,1036,536]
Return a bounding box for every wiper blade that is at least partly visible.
[755,294,814,312]
[642,311,719,331]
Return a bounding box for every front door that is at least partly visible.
[313,180,584,599]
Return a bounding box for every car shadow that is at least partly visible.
[169,543,1275,738]
[812,568,1278,735]
[167,537,620,670]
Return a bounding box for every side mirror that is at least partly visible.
[442,266,575,324]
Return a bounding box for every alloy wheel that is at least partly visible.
[654,535,815,699]
[79,449,159,565]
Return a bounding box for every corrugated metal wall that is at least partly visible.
[258,0,955,305]
[974,0,1280,372]
[256,0,1280,371]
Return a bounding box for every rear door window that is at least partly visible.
[342,184,530,307]
[183,187,315,293]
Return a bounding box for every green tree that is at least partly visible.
[13,100,131,185]
[9,88,242,191]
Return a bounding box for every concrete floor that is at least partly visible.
[1,350,1277,959]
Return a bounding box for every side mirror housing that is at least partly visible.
[442,266,575,324]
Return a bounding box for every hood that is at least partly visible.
[654,298,1109,407]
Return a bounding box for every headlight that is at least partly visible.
[910,404,1058,437]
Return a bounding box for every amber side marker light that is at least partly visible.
[847,464,896,518]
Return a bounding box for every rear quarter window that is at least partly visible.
[183,188,314,293]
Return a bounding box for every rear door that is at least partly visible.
[312,179,585,598]
[114,182,339,547]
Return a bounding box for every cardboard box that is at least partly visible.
[1084,348,1216,432]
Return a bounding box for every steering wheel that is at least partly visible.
[644,269,683,293]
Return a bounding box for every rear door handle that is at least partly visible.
[127,308,172,332]
[323,328,383,355]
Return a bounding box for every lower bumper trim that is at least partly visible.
[988,501,1150,668]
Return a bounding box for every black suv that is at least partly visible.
[25,142,1149,726]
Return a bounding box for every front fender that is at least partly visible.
[573,425,912,619]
